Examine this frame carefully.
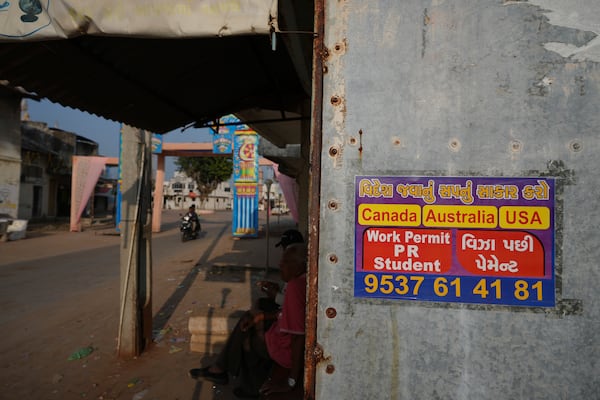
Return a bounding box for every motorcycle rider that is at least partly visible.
[187,204,201,235]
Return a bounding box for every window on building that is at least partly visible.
[22,164,43,179]
[172,182,184,193]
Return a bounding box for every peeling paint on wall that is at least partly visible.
[0,183,18,215]
[526,0,600,61]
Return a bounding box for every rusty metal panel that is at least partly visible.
[316,0,600,399]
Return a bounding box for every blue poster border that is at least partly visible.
[354,176,556,308]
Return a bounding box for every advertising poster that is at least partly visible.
[0,184,18,217]
[232,128,259,237]
[151,134,163,154]
[212,115,235,155]
[355,176,555,307]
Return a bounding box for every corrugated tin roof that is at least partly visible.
[0,34,309,135]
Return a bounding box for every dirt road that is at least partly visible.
[0,210,295,400]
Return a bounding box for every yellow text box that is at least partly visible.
[422,205,498,228]
[499,206,550,230]
[358,204,421,226]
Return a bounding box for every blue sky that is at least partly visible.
[26,98,214,180]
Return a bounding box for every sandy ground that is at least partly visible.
[0,210,296,400]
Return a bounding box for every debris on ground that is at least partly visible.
[169,345,183,354]
[127,377,142,388]
[132,388,149,400]
[68,346,94,360]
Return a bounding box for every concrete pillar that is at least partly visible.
[152,154,165,232]
[117,125,153,358]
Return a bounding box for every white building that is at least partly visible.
[162,171,232,211]
[162,171,289,213]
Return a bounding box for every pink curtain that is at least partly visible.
[273,164,299,223]
[70,156,109,231]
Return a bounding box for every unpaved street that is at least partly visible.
[0,210,293,400]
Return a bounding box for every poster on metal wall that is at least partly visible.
[355,176,555,307]
[232,128,259,237]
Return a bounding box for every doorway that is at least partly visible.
[32,185,42,217]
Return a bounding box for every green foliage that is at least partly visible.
[175,156,233,203]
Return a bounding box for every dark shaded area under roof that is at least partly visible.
[0,0,315,159]
[1,34,306,132]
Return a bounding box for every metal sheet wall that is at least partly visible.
[316,1,600,399]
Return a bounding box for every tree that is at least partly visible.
[175,157,233,206]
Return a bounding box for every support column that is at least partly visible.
[118,125,153,358]
[152,154,165,232]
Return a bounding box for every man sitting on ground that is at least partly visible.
[188,243,307,399]
[256,229,304,315]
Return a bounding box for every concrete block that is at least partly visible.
[188,314,240,353]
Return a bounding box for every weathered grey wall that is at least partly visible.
[0,90,22,218]
[317,1,599,399]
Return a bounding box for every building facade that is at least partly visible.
[18,121,103,220]
[163,170,288,214]
[0,93,114,222]
[162,171,233,211]
[0,85,22,219]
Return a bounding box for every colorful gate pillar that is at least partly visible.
[232,128,259,237]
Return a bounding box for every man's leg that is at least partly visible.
[189,312,272,394]
[235,320,272,396]
[189,313,252,383]
[214,313,251,373]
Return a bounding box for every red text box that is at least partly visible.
[362,228,453,274]
[456,230,544,277]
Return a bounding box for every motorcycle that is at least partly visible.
[180,212,200,242]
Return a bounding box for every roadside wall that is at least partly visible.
[317,1,600,399]
[0,89,21,218]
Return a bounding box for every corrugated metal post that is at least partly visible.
[305,0,325,398]
[118,125,153,358]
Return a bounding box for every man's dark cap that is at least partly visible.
[275,229,304,248]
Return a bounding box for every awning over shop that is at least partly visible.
[0,0,276,39]
[0,0,314,175]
